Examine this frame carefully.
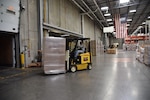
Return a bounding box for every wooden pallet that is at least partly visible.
[107,48,116,54]
[28,62,41,68]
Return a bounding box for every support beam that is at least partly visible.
[71,0,93,20]
[81,14,84,36]
[93,0,108,26]
[37,0,43,50]
[81,0,104,28]
[43,23,83,38]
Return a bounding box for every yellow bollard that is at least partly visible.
[20,52,25,69]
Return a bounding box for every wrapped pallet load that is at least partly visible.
[144,45,150,66]
[43,37,66,74]
[136,48,140,60]
[139,46,145,63]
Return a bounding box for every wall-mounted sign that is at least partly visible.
[103,26,114,33]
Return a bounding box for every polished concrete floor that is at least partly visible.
[1,50,150,100]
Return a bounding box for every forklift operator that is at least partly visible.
[75,41,85,58]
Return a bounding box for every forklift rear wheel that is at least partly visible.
[71,66,77,72]
[87,64,92,70]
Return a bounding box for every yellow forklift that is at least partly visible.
[66,38,92,72]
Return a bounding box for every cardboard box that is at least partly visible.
[107,48,116,54]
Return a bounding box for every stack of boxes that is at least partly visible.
[144,45,150,65]
[125,44,137,51]
[107,48,116,54]
[90,40,96,56]
[136,41,150,66]
[136,45,150,65]
[138,46,145,63]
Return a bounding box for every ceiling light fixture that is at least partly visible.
[129,10,136,13]
[109,22,113,24]
[142,22,145,25]
[126,24,130,26]
[104,13,111,16]
[107,19,112,21]
[61,34,70,37]
[148,16,150,19]
[120,17,126,22]
[127,19,132,21]
[101,6,109,11]
[120,0,129,4]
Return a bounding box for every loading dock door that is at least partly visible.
[0,0,20,68]
[0,34,15,67]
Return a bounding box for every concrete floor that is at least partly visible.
[1,50,150,100]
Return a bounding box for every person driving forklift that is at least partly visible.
[74,41,85,58]
[68,38,92,72]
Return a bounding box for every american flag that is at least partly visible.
[115,14,128,38]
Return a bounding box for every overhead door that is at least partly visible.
[0,34,14,67]
[0,0,20,69]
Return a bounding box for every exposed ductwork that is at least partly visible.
[132,26,143,35]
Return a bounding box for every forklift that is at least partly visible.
[43,37,92,74]
[66,38,92,72]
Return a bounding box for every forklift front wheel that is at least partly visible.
[71,66,77,72]
[87,64,92,70]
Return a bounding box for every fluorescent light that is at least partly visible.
[109,22,113,25]
[61,34,69,37]
[104,13,111,16]
[101,6,109,11]
[120,0,129,4]
[107,19,112,21]
[148,16,150,19]
[120,17,126,22]
[126,24,130,26]
[127,19,132,21]
[142,22,145,25]
[129,10,136,13]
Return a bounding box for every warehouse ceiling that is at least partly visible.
[71,0,150,35]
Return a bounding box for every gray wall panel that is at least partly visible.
[84,16,94,40]
[0,0,20,33]
[48,0,81,34]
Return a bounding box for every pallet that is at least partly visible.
[28,62,41,68]
[107,49,116,54]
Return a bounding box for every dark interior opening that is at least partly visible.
[0,32,14,68]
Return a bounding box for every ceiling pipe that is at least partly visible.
[81,0,104,28]
[93,0,108,26]
[129,0,149,34]
[132,26,143,35]
[71,0,93,20]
